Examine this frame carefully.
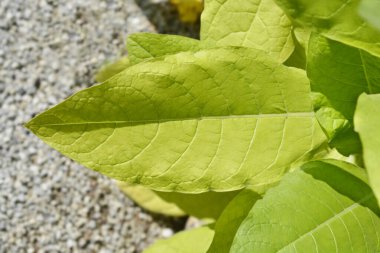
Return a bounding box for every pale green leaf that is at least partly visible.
[144,226,214,253]
[359,0,380,31]
[118,182,240,219]
[117,182,186,217]
[230,160,380,253]
[308,34,380,120]
[26,47,326,193]
[127,33,201,65]
[275,0,380,57]
[95,57,130,83]
[355,93,380,206]
[207,190,261,253]
[201,0,294,62]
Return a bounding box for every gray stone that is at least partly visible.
[0,0,186,252]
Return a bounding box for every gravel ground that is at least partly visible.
[0,0,190,252]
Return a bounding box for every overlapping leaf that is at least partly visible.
[117,182,186,216]
[315,105,362,155]
[308,34,380,120]
[127,33,201,65]
[274,0,380,57]
[355,93,380,206]
[207,190,261,253]
[307,34,379,155]
[26,47,326,193]
[201,0,294,62]
[118,182,240,219]
[219,160,380,253]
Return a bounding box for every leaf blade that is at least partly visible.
[201,0,294,62]
[274,0,380,57]
[26,47,327,193]
[127,33,201,65]
[229,160,380,253]
[308,34,380,121]
[207,190,261,253]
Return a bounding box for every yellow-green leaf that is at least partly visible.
[118,182,240,219]
[201,0,294,62]
[26,47,326,193]
[275,0,380,57]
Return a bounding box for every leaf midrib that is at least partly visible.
[27,112,315,127]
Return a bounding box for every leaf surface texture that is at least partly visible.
[26,47,326,193]
[230,160,380,253]
[201,0,294,62]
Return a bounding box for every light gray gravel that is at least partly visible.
[0,0,186,252]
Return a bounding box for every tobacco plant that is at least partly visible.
[26,0,380,252]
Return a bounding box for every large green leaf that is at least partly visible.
[308,34,380,120]
[274,0,380,57]
[201,0,294,62]
[355,93,380,206]
[119,182,240,219]
[144,226,214,253]
[359,0,380,31]
[127,33,201,65]
[26,47,326,193]
[207,190,261,253]
[229,160,380,253]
